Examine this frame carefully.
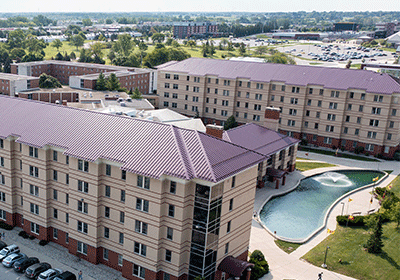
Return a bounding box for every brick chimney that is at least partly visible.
[206,124,224,139]
[263,107,280,131]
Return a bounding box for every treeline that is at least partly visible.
[0,15,56,28]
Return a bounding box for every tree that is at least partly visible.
[39,73,62,88]
[132,87,142,99]
[224,116,238,130]
[33,15,55,26]
[90,42,104,61]
[51,39,63,51]
[255,45,269,56]
[10,48,26,61]
[82,18,93,27]
[106,73,120,91]
[55,52,64,60]
[165,38,174,46]
[151,33,165,44]
[106,19,113,24]
[70,34,85,50]
[138,42,148,51]
[7,29,25,49]
[113,34,133,57]
[249,250,269,280]
[364,215,384,254]
[187,40,196,48]
[238,42,246,56]
[390,202,400,228]
[95,72,107,91]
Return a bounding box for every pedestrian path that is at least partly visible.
[250,151,400,280]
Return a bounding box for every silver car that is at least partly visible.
[38,268,63,280]
[2,253,27,267]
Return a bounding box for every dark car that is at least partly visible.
[53,271,77,280]
[25,262,52,279]
[13,257,39,273]
[0,241,7,250]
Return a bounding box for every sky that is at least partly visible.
[0,0,399,13]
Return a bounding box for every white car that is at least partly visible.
[38,268,63,280]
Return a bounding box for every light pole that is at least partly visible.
[321,246,330,268]
[340,202,345,216]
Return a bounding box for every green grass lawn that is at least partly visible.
[296,157,310,161]
[296,161,337,171]
[274,240,302,254]
[44,41,88,60]
[303,176,400,279]
[300,147,380,162]
[302,223,400,280]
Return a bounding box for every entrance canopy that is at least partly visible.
[217,256,254,277]
[266,167,287,179]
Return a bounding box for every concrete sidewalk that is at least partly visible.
[0,228,123,280]
[249,151,400,280]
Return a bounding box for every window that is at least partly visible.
[77,221,88,234]
[120,190,126,202]
[305,110,310,117]
[221,110,228,116]
[225,243,229,254]
[387,133,392,140]
[280,96,284,102]
[308,88,313,94]
[314,123,319,129]
[105,206,110,218]
[325,125,334,132]
[170,181,176,194]
[366,144,374,152]
[173,74,179,80]
[327,114,336,121]
[103,248,109,260]
[66,193,69,204]
[165,250,172,262]
[374,95,383,102]
[78,180,89,193]
[78,160,89,172]
[53,170,58,181]
[389,121,395,128]
[53,228,58,239]
[369,119,379,127]
[78,201,88,214]
[52,208,58,219]
[133,264,145,278]
[345,116,350,122]
[289,109,297,116]
[367,131,377,139]
[105,185,111,197]
[307,99,312,106]
[53,151,58,161]
[165,73,170,79]
[247,82,251,88]
[384,146,390,154]
[355,129,360,135]
[164,101,169,107]
[167,227,173,240]
[121,170,126,181]
[290,98,298,104]
[136,198,149,212]
[357,117,361,124]
[164,83,170,88]
[371,107,381,115]
[361,93,366,100]
[244,113,248,119]
[0,192,5,202]
[271,84,276,90]
[229,198,233,211]
[134,242,147,256]
[105,164,111,176]
[120,211,125,223]
[359,105,364,112]
[255,94,262,100]
[253,115,260,121]
[77,241,88,255]
[227,221,231,233]
[104,227,110,238]
[287,120,296,127]
[316,112,320,118]
[172,93,178,99]
[343,127,348,134]
[135,220,148,235]
[30,203,39,215]
[281,85,286,92]
[291,87,299,93]
[168,205,175,217]
[246,92,250,98]
[222,100,229,106]
[331,91,339,98]
[29,147,38,158]
[323,137,332,144]
[31,222,39,234]
[317,100,322,107]
[0,139,2,149]
[66,213,69,223]
[30,184,39,196]
[329,103,338,109]
[66,174,69,185]
[118,254,123,266]
[231,176,236,188]
[53,189,58,200]
[392,109,397,116]
[304,121,309,128]
[349,92,354,98]
[29,166,39,177]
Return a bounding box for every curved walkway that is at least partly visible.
[249,151,400,280]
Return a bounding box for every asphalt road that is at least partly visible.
[0,263,25,280]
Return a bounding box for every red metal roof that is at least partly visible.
[158,58,400,95]
[0,96,266,183]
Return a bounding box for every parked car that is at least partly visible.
[26,262,52,279]
[0,241,7,250]
[38,268,63,280]
[2,252,27,267]
[0,244,19,260]
[13,257,39,273]
[53,271,77,280]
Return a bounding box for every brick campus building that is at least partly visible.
[0,73,39,96]
[0,96,298,280]
[157,58,400,159]
[11,60,154,94]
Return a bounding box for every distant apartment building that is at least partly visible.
[375,21,400,38]
[0,95,298,280]
[173,22,218,39]
[157,58,400,159]
[333,22,359,32]
[0,73,39,96]
[271,32,320,40]
[11,60,156,94]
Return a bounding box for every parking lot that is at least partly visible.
[0,228,123,280]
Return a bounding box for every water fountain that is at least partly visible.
[313,171,353,187]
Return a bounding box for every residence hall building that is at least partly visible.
[0,73,39,96]
[0,95,271,280]
[157,58,400,159]
[173,22,219,39]
[11,60,154,94]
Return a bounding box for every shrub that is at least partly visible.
[249,250,269,280]
[336,215,365,226]
[39,240,49,246]
[18,231,29,239]
[354,146,364,154]
[0,221,14,230]
[28,235,35,240]
[365,152,370,157]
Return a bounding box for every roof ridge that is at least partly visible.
[194,130,217,182]
[169,125,193,180]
